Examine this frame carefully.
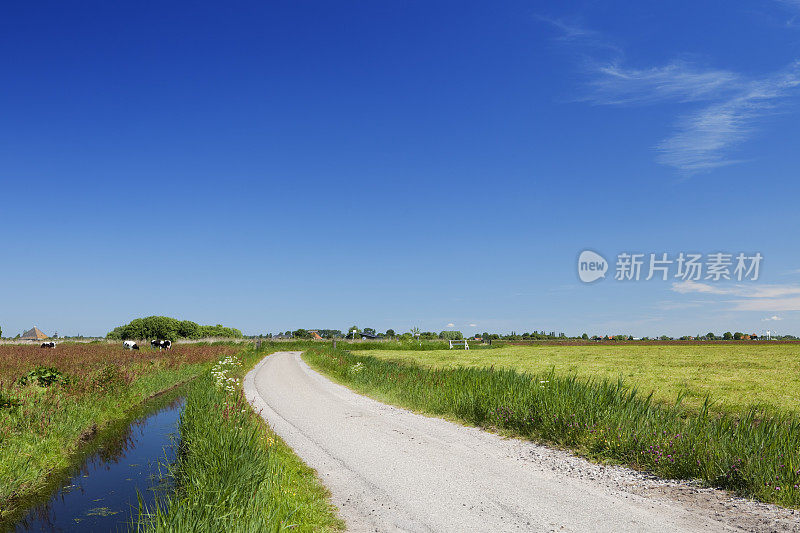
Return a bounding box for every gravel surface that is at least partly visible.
[244,351,800,532]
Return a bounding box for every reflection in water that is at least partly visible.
[11,393,185,533]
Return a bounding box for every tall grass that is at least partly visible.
[136,350,342,532]
[0,344,236,526]
[304,346,800,508]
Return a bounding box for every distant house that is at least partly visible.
[21,326,48,340]
[308,330,324,340]
[360,332,378,340]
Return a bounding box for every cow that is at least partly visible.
[123,340,140,350]
[40,342,56,348]
[151,339,172,350]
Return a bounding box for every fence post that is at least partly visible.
[256,340,262,351]
[333,339,337,350]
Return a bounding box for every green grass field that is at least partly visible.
[353,344,800,414]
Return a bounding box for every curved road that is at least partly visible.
[244,352,798,532]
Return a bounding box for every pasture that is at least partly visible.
[0,342,237,525]
[351,343,800,414]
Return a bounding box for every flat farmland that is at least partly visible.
[0,342,239,525]
[352,343,800,413]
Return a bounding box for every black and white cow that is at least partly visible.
[40,342,56,348]
[123,340,140,350]
[151,339,172,350]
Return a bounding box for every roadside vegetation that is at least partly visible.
[0,343,236,526]
[137,347,343,532]
[304,345,800,508]
[354,343,800,414]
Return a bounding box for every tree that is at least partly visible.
[734,331,744,340]
[0,325,2,338]
[581,333,589,340]
[439,330,463,340]
[178,320,200,339]
[386,329,395,338]
[723,331,733,340]
[363,327,376,336]
[107,316,241,340]
[706,332,716,340]
[292,329,309,338]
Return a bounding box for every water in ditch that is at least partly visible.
[10,387,186,532]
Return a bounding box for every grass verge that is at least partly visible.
[304,345,800,508]
[136,348,343,532]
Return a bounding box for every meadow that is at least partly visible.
[303,344,800,508]
[0,342,238,525]
[351,343,800,414]
[137,346,343,532]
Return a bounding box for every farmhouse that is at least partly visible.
[20,326,49,340]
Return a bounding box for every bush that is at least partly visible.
[18,366,68,387]
[106,316,242,341]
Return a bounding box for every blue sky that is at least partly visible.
[2,1,800,338]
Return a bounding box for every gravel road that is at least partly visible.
[244,351,800,532]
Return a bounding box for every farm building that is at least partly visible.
[20,326,49,340]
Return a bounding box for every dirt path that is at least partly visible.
[244,352,800,532]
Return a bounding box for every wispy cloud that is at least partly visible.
[657,63,800,171]
[671,281,800,311]
[671,281,800,298]
[671,280,731,295]
[544,17,800,173]
[762,315,783,321]
[590,60,800,172]
[587,62,741,105]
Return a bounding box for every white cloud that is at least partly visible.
[656,63,800,171]
[672,281,800,311]
[762,315,784,321]
[446,323,455,327]
[549,15,800,173]
[671,280,731,294]
[672,281,800,298]
[587,62,741,105]
[468,323,477,327]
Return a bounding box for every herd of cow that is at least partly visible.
[123,339,172,351]
[38,340,172,350]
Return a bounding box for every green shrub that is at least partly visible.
[106,316,242,341]
[18,366,68,387]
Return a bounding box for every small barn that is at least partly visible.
[20,327,49,340]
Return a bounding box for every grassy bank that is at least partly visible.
[354,343,800,413]
[137,348,343,532]
[0,343,238,525]
[304,346,800,508]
